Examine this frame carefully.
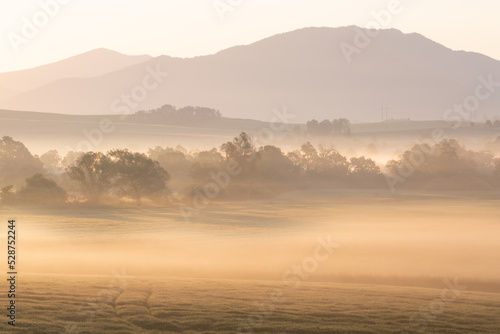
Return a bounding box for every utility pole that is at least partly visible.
[381,104,389,122]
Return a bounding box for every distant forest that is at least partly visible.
[134,104,222,119]
[1,133,500,206]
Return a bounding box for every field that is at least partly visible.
[2,274,499,333]
[1,190,499,333]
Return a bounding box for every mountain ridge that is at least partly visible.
[1,26,499,122]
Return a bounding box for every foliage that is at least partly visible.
[220,132,260,178]
[40,149,62,171]
[67,152,115,204]
[306,118,351,136]
[136,104,222,118]
[17,174,67,205]
[109,149,170,204]
[0,136,43,187]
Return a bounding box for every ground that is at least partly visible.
[0,190,499,333]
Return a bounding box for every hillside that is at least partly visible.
[0,48,151,98]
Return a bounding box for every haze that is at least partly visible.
[2,0,500,73]
[1,1,499,333]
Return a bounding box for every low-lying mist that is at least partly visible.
[10,191,500,292]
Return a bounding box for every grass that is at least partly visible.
[2,274,499,333]
[1,190,499,333]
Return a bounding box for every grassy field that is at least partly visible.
[1,274,499,333]
[1,190,499,333]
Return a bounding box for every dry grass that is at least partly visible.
[2,274,499,333]
[1,190,499,332]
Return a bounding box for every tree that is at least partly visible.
[40,149,62,172]
[148,146,191,175]
[257,145,298,180]
[220,132,259,177]
[62,151,83,168]
[0,185,15,204]
[67,152,115,204]
[306,119,319,135]
[385,139,493,189]
[288,142,349,179]
[349,157,380,175]
[190,148,224,182]
[109,149,170,204]
[332,118,351,134]
[306,119,333,136]
[17,174,67,205]
[0,136,43,187]
[317,145,349,177]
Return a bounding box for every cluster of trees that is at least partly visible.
[386,139,500,189]
[306,118,351,136]
[136,104,222,119]
[66,150,170,204]
[1,174,66,205]
[1,134,499,206]
[485,120,500,127]
[0,137,170,206]
[0,136,43,188]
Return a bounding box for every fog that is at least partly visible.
[8,190,499,294]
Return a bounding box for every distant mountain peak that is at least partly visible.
[1,26,499,122]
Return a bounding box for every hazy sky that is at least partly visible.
[1,0,499,73]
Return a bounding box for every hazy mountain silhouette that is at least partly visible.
[1,27,499,122]
[0,48,151,100]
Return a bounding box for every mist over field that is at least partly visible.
[1,2,500,332]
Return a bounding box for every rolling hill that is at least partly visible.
[0,48,151,99]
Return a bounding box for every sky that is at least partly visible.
[1,0,499,73]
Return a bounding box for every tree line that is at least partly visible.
[1,134,500,206]
[135,104,222,119]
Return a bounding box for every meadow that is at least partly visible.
[0,190,499,333]
[2,274,499,333]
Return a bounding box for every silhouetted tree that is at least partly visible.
[148,146,191,174]
[17,174,67,205]
[62,151,83,168]
[220,132,259,177]
[190,148,224,182]
[0,185,15,204]
[67,152,115,204]
[288,142,348,179]
[0,136,43,187]
[257,145,298,180]
[40,149,62,172]
[109,149,170,204]
[385,139,494,189]
[332,118,351,134]
[306,118,351,136]
[306,119,320,135]
[349,157,381,176]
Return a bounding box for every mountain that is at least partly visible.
[1,27,499,122]
[0,48,151,99]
